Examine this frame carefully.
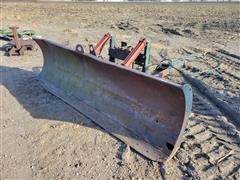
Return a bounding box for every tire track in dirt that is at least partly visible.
[170,90,240,179]
[140,45,240,179]
[179,47,240,125]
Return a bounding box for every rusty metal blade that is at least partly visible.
[34,38,192,162]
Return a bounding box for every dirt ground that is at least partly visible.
[1,2,240,180]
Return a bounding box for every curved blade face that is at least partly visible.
[35,38,192,162]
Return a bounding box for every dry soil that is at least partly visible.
[1,2,240,180]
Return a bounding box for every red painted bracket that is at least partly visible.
[90,33,111,56]
[121,38,147,67]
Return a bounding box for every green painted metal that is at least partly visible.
[144,39,151,72]
[0,28,11,39]
[18,30,37,38]
[0,28,37,39]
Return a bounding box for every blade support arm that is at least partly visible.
[121,38,147,67]
[91,33,111,56]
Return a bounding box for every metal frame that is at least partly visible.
[89,33,151,72]
[5,26,36,56]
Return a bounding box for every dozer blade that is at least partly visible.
[35,38,192,162]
